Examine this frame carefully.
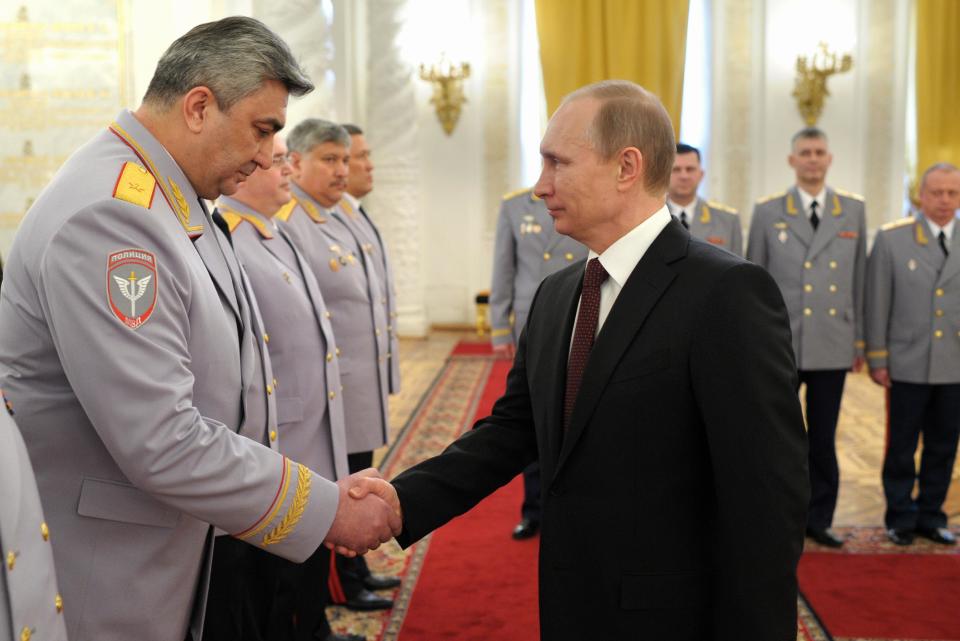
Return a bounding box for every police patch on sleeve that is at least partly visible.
[107,249,158,329]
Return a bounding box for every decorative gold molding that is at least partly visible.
[419,55,471,135]
[793,42,853,126]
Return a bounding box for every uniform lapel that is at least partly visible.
[554,220,684,475]
[784,186,814,249]
[935,222,960,285]
[914,217,944,275]
[806,188,842,260]
[194,210,242,325]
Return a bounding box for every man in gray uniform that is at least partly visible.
[218,135,362,641]
[866,162,960,546]
[747,127,866,548]
[280,119,394,611]
[490,187,588,538]
[667,143,742,255]
[1,392,68,641]
[0,18,399,641]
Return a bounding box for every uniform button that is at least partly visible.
[325,311,332,318]
[565,252,574,261]
[55,594,63,614]
[934,330,943,338]
[20,627,31,641]
[266,385,273,395]
[804,308,812,316]
[326,352,333,362]
[543,252,551,261]
[936,309,944,317]
[328,391,336,399]
[336,348,341,356]
[263,332,269,343]
[375,328,381,336]
[273,378,278,389]
[40,522,49,541]
[829,260,838,269]
[829,308,837,316]
[935,288,944,297]
[829,284,838,293]
[804,261,812,269]
[270,430,277,442]
[804,284,813,293]
[6,550,15,570]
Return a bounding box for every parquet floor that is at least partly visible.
[381,330,960,527]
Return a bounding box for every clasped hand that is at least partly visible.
[323,468,402,557]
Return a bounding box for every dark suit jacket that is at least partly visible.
[393,219,808,641]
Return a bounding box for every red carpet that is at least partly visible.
[799,530,960,640]
[398,352,540,641]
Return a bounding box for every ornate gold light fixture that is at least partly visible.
[792,42,853,126]
[419,54,471,135]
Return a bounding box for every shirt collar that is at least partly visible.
[924,215,955,241]
[588,206,672,289]
[797,187,826,217]
[342,192,362,211]
[666,197,698,217]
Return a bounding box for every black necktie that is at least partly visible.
[939,231,950,257]
[679,211,689,229]
[809,201,820,231]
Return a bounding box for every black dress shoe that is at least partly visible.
[916,527,956,545]
[341,589,394,611]
[886,528,915,546]
[805,527,844,548]
[512,518,540,540]
[363,573,401,590]
[326,633,366,641]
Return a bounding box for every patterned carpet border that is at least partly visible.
[327,354,494,641]
[802,526,960,555]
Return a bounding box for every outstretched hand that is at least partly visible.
[323,468,402,557]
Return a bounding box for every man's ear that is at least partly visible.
[617,147,643,191]
[288,151,303,175]
[182,86,216,134]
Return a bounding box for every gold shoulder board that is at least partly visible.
[113,162,156,209]
[707,200,738,214]
[502,187,533,201]
[835,188,865,202]
[219,209,243,233]
[756,191,785,204]
[880,218,914,232]
[274,199,297,222]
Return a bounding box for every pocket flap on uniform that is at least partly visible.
[77,477,180,528]
[277,397,304,425]
[620,572,706,610]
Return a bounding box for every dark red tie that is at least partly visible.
[563,258,608,431]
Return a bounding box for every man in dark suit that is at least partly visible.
[357,80,808,640]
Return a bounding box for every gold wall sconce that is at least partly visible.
[419,55,471,135]
[792,42,853,126]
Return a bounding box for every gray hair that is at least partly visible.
[790,126,828,151]
[143,16,313,112]
[920,162,960,191]
[341,123,364,136]
[287,119,352,154]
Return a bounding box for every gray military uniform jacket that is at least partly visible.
[865,215,960,384]
[339,195,401,394]
[747,186,867,370]
[219,196,350,480]
[667,197,743,256]
[490,189,588,346]
[0,396,68,641]
[278,184,389,453]
[0,111,339,641]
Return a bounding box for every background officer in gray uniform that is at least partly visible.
[667,143,742,255]
[0,19,399,641]
[281,119,395,612]
[866,162,960,547]
[490,187,587,539]
[334,124,405,598]
[747,127,866,549]
[1,392,68,641]
[218,134,362,641]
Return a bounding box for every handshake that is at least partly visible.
[323,468,403,557]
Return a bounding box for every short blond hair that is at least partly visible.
[562,80,676,196]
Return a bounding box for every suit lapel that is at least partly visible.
[784,187,814,249]
[936,223,960,285]
[194,212,242,324]
[806,188,842,260]
[554,221,685,475]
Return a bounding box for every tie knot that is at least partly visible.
[810,201,818,213]
[584,257,609,290]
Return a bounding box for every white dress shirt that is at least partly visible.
[570,206,672,344]
[924,216,955,243]
[797,187,826,220]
